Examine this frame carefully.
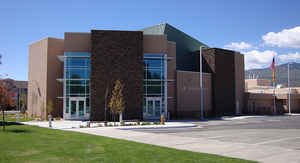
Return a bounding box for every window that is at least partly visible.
[63,52,90,116]
[143,53,167,115]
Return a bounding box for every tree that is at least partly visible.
[0,81,15,131]
[19,92,27,114]
[108,80,125,123]
[46,100,54,119]
[104,83,110,121]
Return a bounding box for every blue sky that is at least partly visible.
[1,0,300,80]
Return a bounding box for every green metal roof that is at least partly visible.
[141,23,208,71]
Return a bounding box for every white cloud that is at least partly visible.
[243,50,276,69]
[243,50,300,69]
[262,26,300,48]
[224,42,252,50]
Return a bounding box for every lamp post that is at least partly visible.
[199,46,208,120]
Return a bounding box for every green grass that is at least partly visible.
[3,113,34,122]
[0,125,256,163]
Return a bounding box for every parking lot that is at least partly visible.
[135,115,300,162]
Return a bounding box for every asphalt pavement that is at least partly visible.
[136,115,300,152]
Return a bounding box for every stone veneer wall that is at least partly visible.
[202,48,237,116]
[90,30,143,121]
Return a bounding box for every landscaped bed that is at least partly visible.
[0,124,255,163]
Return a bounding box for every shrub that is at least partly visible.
[153,122,160,125]
[141,122,151,125]
[120,121,125,126]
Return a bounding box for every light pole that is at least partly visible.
[199,46,208,120]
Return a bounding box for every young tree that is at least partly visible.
[46,100,54,119]
[108,80,125,123]
[0,81,15,131]
[19,92,27,114]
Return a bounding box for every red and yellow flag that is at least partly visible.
[270,57,275,82]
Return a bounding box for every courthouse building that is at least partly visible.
[27,23,245,120]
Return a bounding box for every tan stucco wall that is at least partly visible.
[176,71,212,119]
[64,32,91,52]
[246,93,274,114]
[143,34,177,118]
[245,79,272,90]
[28,38,48,118]
[246,92,300,114]
[28,38,64,119]
[167,41,176,118]
[47,38,64,117]
[143,35,168,54]
[234,52,245,114]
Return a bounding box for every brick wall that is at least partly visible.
[90,30,143,121]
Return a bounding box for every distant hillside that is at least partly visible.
[245,62,300,87]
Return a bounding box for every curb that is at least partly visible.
[117,124,198,130]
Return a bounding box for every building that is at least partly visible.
[27,23,245,120]
[245,79,300,114]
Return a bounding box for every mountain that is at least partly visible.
[245,62,300,87]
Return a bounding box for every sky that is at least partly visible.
[1,0,300,80]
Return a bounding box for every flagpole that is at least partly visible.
[272,56,276,115]
[273,80,276,114]
[288,62,291,115]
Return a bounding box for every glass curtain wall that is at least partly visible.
[64,52,90,119]
[143,54,167,118]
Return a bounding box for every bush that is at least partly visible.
[153,122,160,125]
[141,122,151,125]
[120,121,125,126]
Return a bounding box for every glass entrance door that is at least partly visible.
[69,97,86,119]
[145,97,162,119]
[70,100,77,118]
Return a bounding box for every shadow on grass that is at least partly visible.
[0,122,30,133]
[8,129,31,133]
[0,121,24,126]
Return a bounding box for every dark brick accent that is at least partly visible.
[193,48,237,116]
[202,48,236,116]
[90,30,143,121]
[213,48,236,116]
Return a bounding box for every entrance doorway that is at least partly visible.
[69,97,87,119]
[145,97,162,119]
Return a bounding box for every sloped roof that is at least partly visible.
[141,23,208,71]
[141,23,207,47]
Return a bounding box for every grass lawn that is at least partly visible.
[0,124,256,163]
[2,113,34,122]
